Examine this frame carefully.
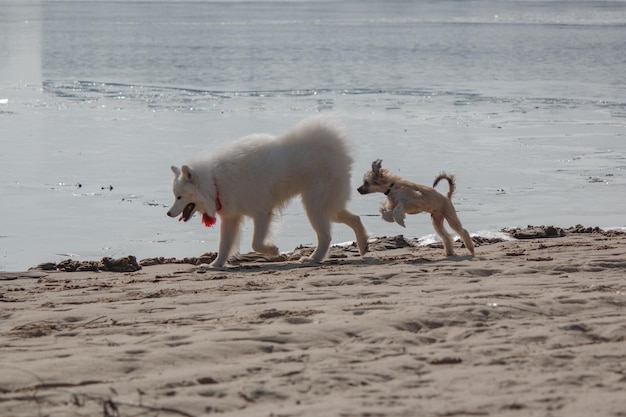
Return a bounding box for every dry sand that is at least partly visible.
[1,227,625,417]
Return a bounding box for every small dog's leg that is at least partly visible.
[381,209,395,223]
[211,215,242,267]
[334,208,369,255]
[392,204,407,228]
[251,212,279,256]
[379,201,396,223]
[445,209,475,256]
[431,213,455,256]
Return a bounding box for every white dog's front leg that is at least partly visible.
[210,216,242,267]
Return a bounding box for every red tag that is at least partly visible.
[202,213,217,228]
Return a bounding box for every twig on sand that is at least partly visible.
[4,367,198,417]
[72,393,199,417]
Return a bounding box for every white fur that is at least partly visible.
[167,116,369,267]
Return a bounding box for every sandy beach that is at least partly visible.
[1,226,625,417]
[2,2,625,415]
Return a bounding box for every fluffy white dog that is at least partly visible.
[167,116,369,267]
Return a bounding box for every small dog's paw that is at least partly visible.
[358,241,369,256]
[381,210,395,223]
[393,211,406,227]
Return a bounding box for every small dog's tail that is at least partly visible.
[433,172,456,200]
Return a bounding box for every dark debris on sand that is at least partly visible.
[29,226,623,272]
[369,235,415,251]
[501,224,622,239]
[34,256,142,273]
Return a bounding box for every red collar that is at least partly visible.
[201,177,222,228]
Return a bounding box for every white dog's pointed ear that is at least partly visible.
[372,159,382,177]
[181,165,194,182]
[171,165,181,177]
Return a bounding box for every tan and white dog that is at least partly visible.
[167,116,369,267]
[358,159,474,257]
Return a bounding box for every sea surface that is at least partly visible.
[1,0,625,271]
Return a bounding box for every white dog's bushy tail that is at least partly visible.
[433,172,456,200]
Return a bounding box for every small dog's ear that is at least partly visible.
[181,165,194,182]
[171,165,181,177]
[372,159,383,177]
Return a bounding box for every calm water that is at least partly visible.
[1,0,625,271]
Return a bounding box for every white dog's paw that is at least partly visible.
[193,262,232,272]
[298,255,322,264]
[209,258,230,269]
[262,245,280,257]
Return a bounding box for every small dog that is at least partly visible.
[358,159,474,257]
[167,116,369,267]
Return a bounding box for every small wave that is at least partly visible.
[42,79,625,117]
[41,80,475,102]
[471,230,517,242]
[418,230,515,246]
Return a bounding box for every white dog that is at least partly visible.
[167,116,369,267]
[357,159,474,257]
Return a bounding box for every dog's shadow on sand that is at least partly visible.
[443,254,476,262]
[384,253,475,266]
[191,252,476,275]
[192,256,371,274]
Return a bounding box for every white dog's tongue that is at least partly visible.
[179,203,195,222]
[202,213,216,228]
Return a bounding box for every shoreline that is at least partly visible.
[1,224,625,416]
[16,224,623,274]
